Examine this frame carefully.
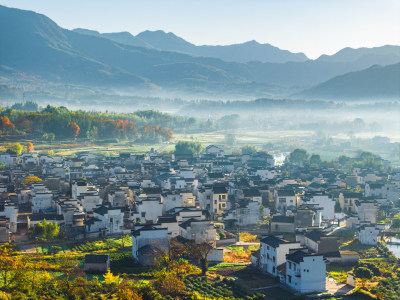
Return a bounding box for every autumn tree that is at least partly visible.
[6,143,23,155]
[55,253,84,297]
[0,245,21,288]
[22,176,42,185]
[1,116,15,133]
[67,121,80,138]
[240,232,258,242]
[184,240,214,275]
[15,117,30,132]
[24,142,34,153]
[153,269,186,297]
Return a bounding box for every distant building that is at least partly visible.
[285,249,326,294]
[357,224,380,245]
[259,235,300,277]
[84,254,110,273]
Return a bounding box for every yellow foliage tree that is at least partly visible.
[103,269,120,285]
[22,176,42,185]
[240,232,258,242]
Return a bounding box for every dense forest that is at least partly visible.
[0,104,210,143]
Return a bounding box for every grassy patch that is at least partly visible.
[327,264,353,283]
[340,239,375,252]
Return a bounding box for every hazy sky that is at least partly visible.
[1,0,399,59]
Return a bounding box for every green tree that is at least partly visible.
[289,148,309,165]
[310,154,322,166]
[31,219,60,241]
[241,145,257,155]
[0,162,5,170]
[174,141,203,155]
[355,266,373,280]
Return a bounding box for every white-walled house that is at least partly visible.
[223,200,262,226]
[132,224,169,265]
[72,180,98,199]
[365,182,400,202]
[259,235,300,277]
[0,201,18,233]
[357,224,380,245]
[355,200,378,224]
[134,198,164,224]
[179,218,217,244]
[275,189,299,212]
[31,184,53,213]
[163,192,183,212]
[93,206,125,235]
[79,192,102,213]
[157,216,179,237]
[285,249,326,294]
[301,193,335,220]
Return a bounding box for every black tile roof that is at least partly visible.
[271,215,294,223]
[243,189,261,197]
[260,235,292,247]
[84,254,109,264]
[277,189,295,197]
[305,230,326,243]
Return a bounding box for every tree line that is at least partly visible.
[0,105,178,142]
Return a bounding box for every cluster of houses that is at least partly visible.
[1,145,399,294]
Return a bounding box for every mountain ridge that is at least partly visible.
[1,5,399,99]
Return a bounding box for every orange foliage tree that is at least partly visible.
[1,116,15,133]
[25,142,34,153]
[16,117,30,132]
[67,121,80,138]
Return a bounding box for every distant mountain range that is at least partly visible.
[297,63,400,100]
[73,28,308,64]
[0,5,399,100]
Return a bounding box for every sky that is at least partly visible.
[1,0,399,59]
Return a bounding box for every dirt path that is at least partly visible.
[326,277,353,296]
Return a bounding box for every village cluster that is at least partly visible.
[0,145,399,295]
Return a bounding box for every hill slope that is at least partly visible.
[1,5,400,99]
[297,63,400,100]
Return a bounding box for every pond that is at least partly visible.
[386,237,400,258]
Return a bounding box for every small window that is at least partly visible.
[110,218,113,223]
[141,212,145,217]
[288,262,292,269]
